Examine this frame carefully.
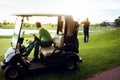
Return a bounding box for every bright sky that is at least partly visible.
[0,0,120,24]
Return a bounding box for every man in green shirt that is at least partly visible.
[36,22,52,46]
[32,22,52,61]
[24,22,52,62]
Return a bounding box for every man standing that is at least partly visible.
[82,18,90,43]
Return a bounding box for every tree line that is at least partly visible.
[0,16,120,29]
[95,16,120,27]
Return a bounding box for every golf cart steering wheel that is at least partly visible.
[33,34,40,41]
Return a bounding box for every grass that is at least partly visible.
[0,28,120,80]
[0,23,15,29]
[78,28,120,79]
[0,38,11,59]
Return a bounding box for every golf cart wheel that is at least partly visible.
[4,66,20,80]
[66,60,76,70]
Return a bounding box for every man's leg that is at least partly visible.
[86,30,89,42]
[25,42,34,57]
[30,41,40,62]
[84,30,87,43]
[34,41,39,59]
[32,41,52,60]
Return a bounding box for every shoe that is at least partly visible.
[30,58,39,63]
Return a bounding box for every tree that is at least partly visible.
[0,23,1,27]
[114,16,120,27]
[23,23,31,28]
[100,21,107,27]
[3,20,7,25]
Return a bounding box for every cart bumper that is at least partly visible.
[0,62,6,70]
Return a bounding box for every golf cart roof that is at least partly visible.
[13,13,72,17]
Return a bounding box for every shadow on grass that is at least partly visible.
[21,66,78,80]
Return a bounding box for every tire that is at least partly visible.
[66,60,76,70]
[4,66,21,80]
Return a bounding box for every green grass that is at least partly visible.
[0,38,11,59]
[0,28,120,80]
[78,29,120,79]
[0,23,15,29]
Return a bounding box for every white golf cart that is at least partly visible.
[0,14,82,80]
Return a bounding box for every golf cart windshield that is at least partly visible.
[11,17,23,49]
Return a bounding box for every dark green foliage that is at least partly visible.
[100,21,107,27]
[114,16,120,27]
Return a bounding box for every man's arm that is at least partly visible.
[38,35,42,40]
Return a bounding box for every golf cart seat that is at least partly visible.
[40,46,59,57]
[40,35,63,57]
[52,35,64,48]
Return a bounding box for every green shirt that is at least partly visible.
[38,27,52,42]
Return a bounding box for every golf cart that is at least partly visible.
[0,14,82,80]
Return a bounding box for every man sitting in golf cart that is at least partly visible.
[33,22,53,62]
[23,22,53,62]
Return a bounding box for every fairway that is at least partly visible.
[0,28,120,80]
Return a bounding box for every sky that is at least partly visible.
[0,0,120,24]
